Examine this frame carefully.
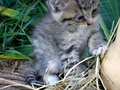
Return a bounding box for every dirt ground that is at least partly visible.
[0,59,34,90]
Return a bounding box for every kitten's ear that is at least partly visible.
[47,0,68,12]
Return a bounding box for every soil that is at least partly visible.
[0,59,34,90]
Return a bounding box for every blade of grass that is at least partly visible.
[0,50,32,60]
[0,6,30,22]
[14,45,33,56]
[0,32,29,39]
[100,16,110,40]
[108,0,119,21]
[100,0,120,29]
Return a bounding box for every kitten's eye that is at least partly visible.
[92,8,98,17]
[62,18,72,22]
[74,15,85,22]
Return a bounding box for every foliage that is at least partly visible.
[0,0,120,60]
[0,0,47,60]
[100,0,120,40]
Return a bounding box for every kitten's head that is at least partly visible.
[47,0,99,31]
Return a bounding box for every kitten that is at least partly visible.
[26,0,106,87]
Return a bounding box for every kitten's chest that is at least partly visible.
[54,28,90,50]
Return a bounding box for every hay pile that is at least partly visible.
[37,56,106,90]
[0,56,105,90]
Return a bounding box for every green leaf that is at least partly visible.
[0,6,31,22]
[0,50,32,60]
[100,0,120,40]
[100,16,110,40]
[39,1,48,12]
[14,45,33,56]
[0,32,25,38]
[100,0,120,29]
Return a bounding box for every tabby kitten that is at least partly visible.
[26,0,106,87]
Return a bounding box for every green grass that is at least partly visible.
[0,0,120,60]
[100,0,120,40]
[0,0,47,60]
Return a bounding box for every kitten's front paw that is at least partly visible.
[92,45,107,56]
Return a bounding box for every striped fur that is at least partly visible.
[26,0,106,87]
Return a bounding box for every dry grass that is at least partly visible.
[0,56,104,90]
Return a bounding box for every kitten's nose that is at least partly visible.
[87,22,93,25]
[86,18,93,25]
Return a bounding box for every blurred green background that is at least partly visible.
[0,0,119,60]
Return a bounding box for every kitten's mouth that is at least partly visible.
[67,23,72,26]
[87,22,93,26]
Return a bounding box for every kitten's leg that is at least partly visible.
[88,32,107,56]
[61,50,86,77]
[26,38,61,86]
[44,50,62,84]
[43,60,61,84]
[26,69,44,87]
[26,55,61,87]
[43,68,59,84]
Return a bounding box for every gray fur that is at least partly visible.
[26,0,106,86]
